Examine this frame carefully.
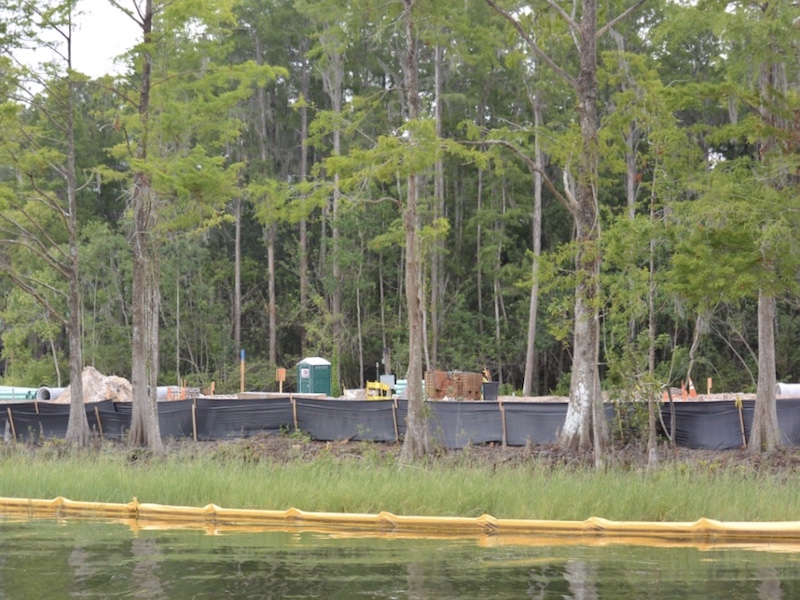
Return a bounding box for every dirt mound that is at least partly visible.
[53,366,132,404]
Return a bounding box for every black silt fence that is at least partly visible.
[427,401,505,448]
[294,398,400,442]
[659,400,754,450]
[3,400,114,443]
[194,397,295,440]
[4,397,800,450]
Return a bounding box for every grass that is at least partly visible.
[1,437,799,523]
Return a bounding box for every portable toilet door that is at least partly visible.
[297,357,332,395]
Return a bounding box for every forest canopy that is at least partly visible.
[1,0,799,410]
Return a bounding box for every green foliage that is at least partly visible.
[2,0,800,404]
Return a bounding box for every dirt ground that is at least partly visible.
[184,433,800,477]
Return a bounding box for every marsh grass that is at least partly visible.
[1,438,798,522]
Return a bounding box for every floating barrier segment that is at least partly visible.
[2,496,800,544]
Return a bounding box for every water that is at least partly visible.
[1,517,799,598]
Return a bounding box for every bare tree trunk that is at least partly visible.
[400,0,430,463]
[493,189,506,386]
[625,123,638,220]
[356,241,365,385]
[320,29,344,392]
[430,43,445,368]
[522,92,543,397]
[647,174,658,469]
[254,34,278,368]
[299,40,310,357]
[64,55,89,445]
[749,290,781,452]
[422,271,431,374]
[128,0,163,453]
[686,313,704,384]
[625,121,639,343]
[267,223,277,366]
[379,254,391,375]
[476,90,486,337]
[234,196,241,355]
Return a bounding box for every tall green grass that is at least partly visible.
[1,442,797,522]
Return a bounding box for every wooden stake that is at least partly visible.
[192,400,198,442]
[6,407,16,441]
[735,396,746,449]
[94,406,104,438]
[499,400,507,448]
[240,349,245,393]
[392,399,399,442]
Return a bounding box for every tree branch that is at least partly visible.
[0,260,69,328]
[542,0,580,32]
[465,138,578,215]
[485,0,578,90]
[597,0,649,39]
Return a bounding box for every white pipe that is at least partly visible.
[155,386,182,400]
[776,383,800,396]
[36,387,67,401]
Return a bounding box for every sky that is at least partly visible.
[71,1,140,78]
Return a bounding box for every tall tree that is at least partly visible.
[0,0,90,445]
[666,0,800,452]
[107,0,267,449]
[487,0,646,463]
[399,0,431,462]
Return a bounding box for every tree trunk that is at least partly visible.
[266,223,277,366]
[379,253,391,375]
[522,92,543,397]
[400,0,430,463]
[299,40,310,357]
[748,290,781,453]
[476,89,486,337]
[128,0,163,453]
[493,190,505,385]
[431,43,445,368]
[356,240,365,385]
[647,170,659,469]
[747,13,783,454]
[558,0,608,462]
[320,29,344,393]
[254,34,278,369]
[625,122,638,220]
[64,34,89,446]
[234,196,242,355]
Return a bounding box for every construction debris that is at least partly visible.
[52,366,132,404]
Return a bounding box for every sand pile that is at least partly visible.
[53,366,132,404]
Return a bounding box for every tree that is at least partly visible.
[398,0,431,462]
[487,0,646,463]
[0,0,91,445]
[665,0,800,453]
[107,0,268,450]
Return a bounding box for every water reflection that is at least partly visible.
[758,567,782,600]
[564,560,598,600]
[1,517,800,599]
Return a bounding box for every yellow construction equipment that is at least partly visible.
[366,381,391,399]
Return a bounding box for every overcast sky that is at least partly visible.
[72,1,139,78]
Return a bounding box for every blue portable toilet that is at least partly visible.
[297,357,332,395]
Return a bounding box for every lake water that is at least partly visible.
[1,517,799,598]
